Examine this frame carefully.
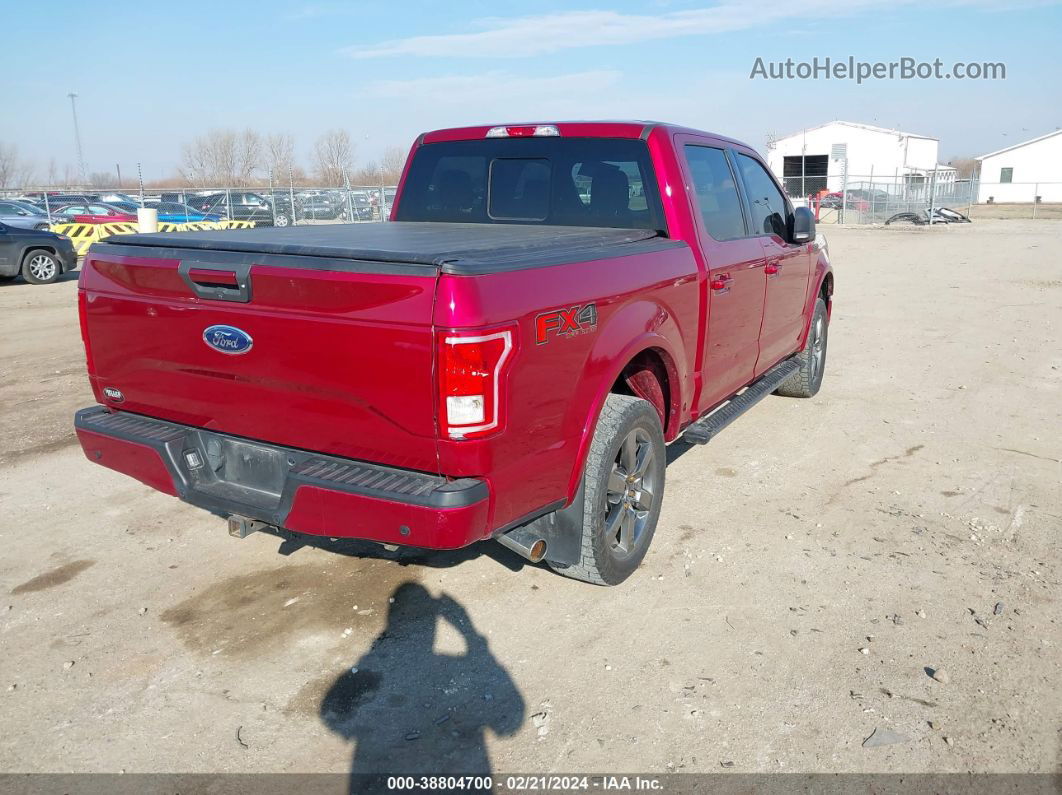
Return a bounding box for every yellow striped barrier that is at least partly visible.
[98,222,140,237]
[50,223,100,256]
[50,217,261,256]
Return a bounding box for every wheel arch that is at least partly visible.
[21,245,60,265]
[564,332,686,502]
[799,260,833,347]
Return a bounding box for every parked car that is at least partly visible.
[343,194,374,221]
[820,188,890,209]
[145,202,223,223]
[0,200,53,230]
[53,203,138,224]
[185,192,297,227]
[98,192,140,205]
[73,120,832,586]
[108,201,142,214]
[0,222,78,284]
[300,194,344,220]
[25,193,101,210]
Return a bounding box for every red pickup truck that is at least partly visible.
[74,121,832,585]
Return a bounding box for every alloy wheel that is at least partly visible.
[28,254,57,282]
[604,427,657,559]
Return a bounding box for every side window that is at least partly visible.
[999,167,1013,183]
[737,153,788,239]
[683,145,746,241]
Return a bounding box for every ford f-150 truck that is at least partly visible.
[74,121,832,585]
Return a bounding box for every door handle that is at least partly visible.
[765,260,782,277]
[710,273,733,292]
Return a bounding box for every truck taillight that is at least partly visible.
[437,329,514,440]
[485,125,561,138]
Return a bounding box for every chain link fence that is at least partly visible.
[5,177,1062,229]
[2,185,400,227]
[783,171,1062,224]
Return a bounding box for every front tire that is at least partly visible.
[22,250,61,285]
[776,297,828,398]
[274,213,290,227]
[550,394,665,585]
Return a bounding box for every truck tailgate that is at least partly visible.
[79,242,441,473]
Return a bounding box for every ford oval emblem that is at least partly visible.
[203,325,253,355]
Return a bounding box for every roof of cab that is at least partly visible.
[419,121,751,149]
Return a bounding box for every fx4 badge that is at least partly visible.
[535,304,598,345]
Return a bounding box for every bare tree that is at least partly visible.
[265,132,303,182]
[350,161,380,186]
[313,129,354,187]
[179,129,263,186]
[378,146,407,185]
[0,143,36,188]
[88,171,115,189]
[947,157,981,180]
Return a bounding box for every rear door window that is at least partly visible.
[684,145,747,241]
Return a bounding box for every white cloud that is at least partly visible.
[340,1,1060,59]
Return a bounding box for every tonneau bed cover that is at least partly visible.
[100,221,678,274]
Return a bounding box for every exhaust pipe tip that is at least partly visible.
[527,538,547,563]
[497,528,548,563]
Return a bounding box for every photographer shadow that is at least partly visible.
[320,582,524,793]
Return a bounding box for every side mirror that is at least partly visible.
[791,206,816,244]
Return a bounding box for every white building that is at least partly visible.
[766,120,951,197]
[976,129,1062,203]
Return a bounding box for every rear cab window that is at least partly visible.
[395,137,666,233]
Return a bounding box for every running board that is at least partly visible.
[682,358,801,445]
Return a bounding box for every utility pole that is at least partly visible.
[68,92,87,186]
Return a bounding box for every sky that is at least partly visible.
[2,0,1060,183]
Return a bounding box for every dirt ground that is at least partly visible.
[0,220,1059,779]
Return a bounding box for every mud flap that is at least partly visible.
[536,481,587,567]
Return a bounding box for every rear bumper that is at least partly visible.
[59,245,78,270]
[74,406,490,549]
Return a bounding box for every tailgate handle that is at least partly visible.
[189,268,238,287]
[179,261,253,303]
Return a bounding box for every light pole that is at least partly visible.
[67,92,87,186]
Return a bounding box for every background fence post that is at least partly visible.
[927,167,936,224]
[840,164,848,224]
[1032,183,1039,219]
[226,187,233,221]
[288,168,297,227]
[344,173,355,223]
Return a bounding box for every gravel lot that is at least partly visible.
[0,220,1059,778]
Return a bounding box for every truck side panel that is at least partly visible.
[434,244,700,534]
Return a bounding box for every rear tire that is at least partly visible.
[776,297,828,398]
[274,213,290,227]
[549,394,665,586]
[22,250,61,285]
